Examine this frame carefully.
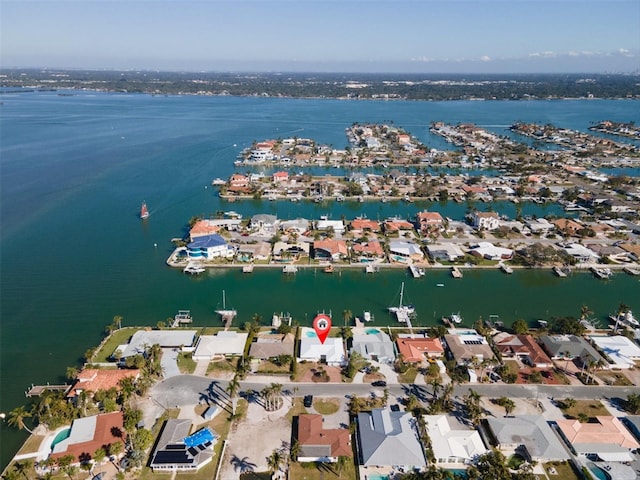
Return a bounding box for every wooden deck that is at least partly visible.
[26,383,71,397]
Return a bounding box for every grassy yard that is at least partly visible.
[255,359,291,374]
[94,327,139,362]
[313,398,341,415]
[287,398,310,423]
[15,434,45,455]
[596,370,633,386]
[560,399,609,419]
[289,459,357,480]
[176,352,197,374]
[207,357,239,375]
[544,461,581,480]
[397,367,418,384]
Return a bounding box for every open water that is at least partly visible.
[1,91,639,467]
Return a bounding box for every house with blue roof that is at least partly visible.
[186,234,235,259]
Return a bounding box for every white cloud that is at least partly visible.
[480,55,491,62]
[410,56,435,63]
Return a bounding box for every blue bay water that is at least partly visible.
[1,91,639,467]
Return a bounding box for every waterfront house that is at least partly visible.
[298,327,345,366]
[296,414,352,463]
[316,218,345,235]
[588,335,640,369]
[483,415,570,463]
[313,239,348,262]
[351,329,396,363]
[356,407,427,469]
[272,241,309,262]
[192,331,248,361]
[280,218,310,235]
[229,173,250,188]
[469,242,513,261]
[442,329,495,366]
[186,234,235,259]
[150,420,216,472]
[539,334,606,368]
[552,218,584,236]
[383,218,415,233]
[423,414,487,466]
[472,211,500,231]
[426,243,465,262]
[248,332,295,360]
[66,368,140,401]
[416,211,445,235]
[561,243,600,263]
[189,219,222,239]
[116,330,197,359]
[350,218,381,233]
[492,333,553,369]
[50,412,126,464]
[396,336,444,363]
[249,214,279,235]
[235,241,272,262]
[388,240,424,263]
[555,416,639,462]
[272,171,289,183]
[351,239,385,262]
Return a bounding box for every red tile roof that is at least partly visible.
[396,337,444,363]
[297,414,352,458]
[67,369,140,399]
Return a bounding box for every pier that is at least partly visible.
[451,266,463,279]
[26,383,71,397]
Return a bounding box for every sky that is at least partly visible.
[1,0,639,74]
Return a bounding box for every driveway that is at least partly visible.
[161,348,180,379]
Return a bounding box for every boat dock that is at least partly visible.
[26,383,71,397]
[172,310,193,327]
[499,263,513,274]
[282,265,298,274]
[623,266,640,276]
[553,266,567,278]
[451,266,463,279]
[409,265,425,278]
[242,264,254,273]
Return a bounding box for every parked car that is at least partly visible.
[371,380,387,387]
[303,395,313,407]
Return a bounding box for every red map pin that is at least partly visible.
[313,314,332,344]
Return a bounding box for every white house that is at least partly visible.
[473,211,500,231]
[424,415,487,466]
[192,331,248,361]
[298,327,345,366]
[469,242,513,261]
[589,335,640,369]
[249,214,279,234]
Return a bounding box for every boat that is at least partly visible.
[580,319,598,331]
[409,265,425,278]
[140,202,150,220]
[388,282,415,323]
[242,264,254,273]
[271,312,292,328]
[499,263,513,274]
[173,310,193,327]
[623,266,640,276]
[183,262,205,275]
[590,266,613,279]
[323,264,334,273]
[363,311,373,322]
[538,320,548,328]
[552,266,567,278]
[215,290,237,318]
[283,265,298,274]
[450,312,463,324]
[436,283,445,287]
[365,264,378,274]
[451,266,463,279]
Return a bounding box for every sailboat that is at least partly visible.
[388,282,415,323]
[140,201,150,220]
[215,290,237,318]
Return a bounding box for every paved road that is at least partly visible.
[151,374,640,410]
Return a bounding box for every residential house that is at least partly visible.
[423,415,487,466]
[442,329,495,366]
[316,218,345,235]
[249,214,279,234]
[350,218,381,233]
[280,218,310,235]
[313,239,348,262]
[351,240,385,262]
[416,211,445,235]
[296,414,352,463]
[426,243,465,262]
[539,334,606,368]
[249,332,295,360]
[298,327,345,366]
[236,241,272,262]
[469,242,513,261]
[493,333,553,369]
[189,219,222,239]
[115,330,197,359]
[150,420,217,471]
[66,368,140,401]
[186,234,235,259]
[384,218,415,233]
[561,243,600,263]
[389,240,424,263]
[272,171,289,183]
[272,241,309,262]
[356,408,427,469]
[396,336,444,363]
[556,416,639,462]
[552,218,584,236]
[351,330,395,363]
[588,335,640,369]
[484,415,570,463]
[192,331,248,361]
[472,212,500,231]
[50,412,126,463]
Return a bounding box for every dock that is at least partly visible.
[623,266,640,276]
[26,383,71,397]
[451,266,463,279]
[172,310,193,327]
[553,266,567,278]
[499,263,513,274]
[242,264,254,273]
[282,265,298,274]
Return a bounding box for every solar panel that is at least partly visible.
[188,447,199,457]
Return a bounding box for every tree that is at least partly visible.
[7,406,34,434]
[109,440,124,457]
[93,447,106,464]
[13,460,33,480]
[512,319,529,335]
[495,396,516,416]
[626,393,640,414]
[123,408,142,432]
[562,397,577,410]
[342,309,353,326]
[226,373,241,415]
[475,449,511,480]
[267,449,283,474]
[463,389,483,426]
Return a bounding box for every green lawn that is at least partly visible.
[544,461,581,480]
[176,352,197,374]
[288,459,357,480]
[397,367,418,384]
[560,399,609,419]
[94,327,139,362]
[313,398,341,415]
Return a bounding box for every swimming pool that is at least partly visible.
[50,427,70,450]
[445,469,468,479]
[588,464,611,480]
[366,328,381,335]
[305,331,317,338]
[366,473,389,480]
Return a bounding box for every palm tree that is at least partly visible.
[226,373,241,415]
[13,459,32,479]
[342,309,352,326]
[289,439,300,461]
[267,449,282,475]
[7,406,34,434]
[579,304,593,321]
[562,351,572,372]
